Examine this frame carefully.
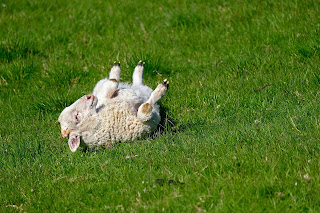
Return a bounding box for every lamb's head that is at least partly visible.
[58,94,99,152]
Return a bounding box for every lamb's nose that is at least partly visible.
[61,128,70,138]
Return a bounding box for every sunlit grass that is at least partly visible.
[0,0,320,211]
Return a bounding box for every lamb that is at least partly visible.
[58,61,169,152]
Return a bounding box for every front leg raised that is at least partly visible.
[109,61,121,82]
[104,62,121,98]
[132,60,145,86]
[93,62,121,107]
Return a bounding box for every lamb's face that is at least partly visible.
[58,94,98,139]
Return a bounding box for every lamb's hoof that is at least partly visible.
[152,79,169,100]
[162,79,169,89]
[113,61,120,67]
[137,60,145,67]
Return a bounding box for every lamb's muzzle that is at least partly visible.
[61,128,71,138]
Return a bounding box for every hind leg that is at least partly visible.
[137,79,169,122]
[132,60,145,86]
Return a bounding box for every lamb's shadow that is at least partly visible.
[151,105,183,139]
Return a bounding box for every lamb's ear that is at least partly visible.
[68,133,80,152]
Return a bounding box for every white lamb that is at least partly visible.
[58,61,169,152]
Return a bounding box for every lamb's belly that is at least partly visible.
[110,119,152,141]
[85,120,150,148]
[86,104,152,148]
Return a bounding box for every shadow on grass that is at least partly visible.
[151,105,190,139]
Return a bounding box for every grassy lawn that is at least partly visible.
[1,0,320,211]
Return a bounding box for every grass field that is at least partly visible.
[1,0,320,212]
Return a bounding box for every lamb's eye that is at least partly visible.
[75,113,80,122]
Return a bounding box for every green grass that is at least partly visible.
[1,0,320,211]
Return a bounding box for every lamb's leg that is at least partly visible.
[93,62,120,99]
[132,60,145,86]
[104,62,120,98]
[109,61,121,82]
[137,79,169,122]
